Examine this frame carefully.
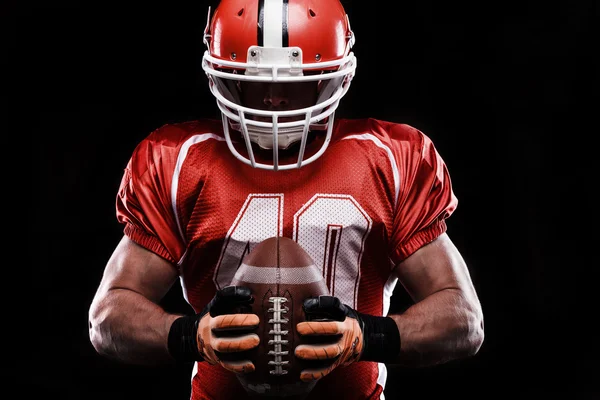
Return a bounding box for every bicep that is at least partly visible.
[395,233,479,303]
[94,235,179,303]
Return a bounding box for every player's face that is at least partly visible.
[239,81,319,121]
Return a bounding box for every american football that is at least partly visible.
[229,236,331,398]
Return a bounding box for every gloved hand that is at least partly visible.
[294,295,363,381]
[168,285,260,374]
[196,285,260,373]
[294,295,400,382]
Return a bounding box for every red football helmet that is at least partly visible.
[202,0,357,170]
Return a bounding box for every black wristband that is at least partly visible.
[357,313,401,363]
[167,315,204,363]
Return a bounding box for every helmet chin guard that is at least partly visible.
[202,1,357,171]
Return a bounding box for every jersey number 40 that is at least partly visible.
[215,193,373,308]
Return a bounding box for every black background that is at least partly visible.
[12,0,597,399]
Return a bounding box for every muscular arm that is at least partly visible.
[88,235,182,365]
[389,232,484,367]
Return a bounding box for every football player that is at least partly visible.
[88,0,485,399]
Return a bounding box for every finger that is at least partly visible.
[210,286,255,317]
[303,295,340,311]
[212,334,260,352]
[297,321,342,336]
[219,285,253,301]
[303,296,346,321]
[299,365,335,382]
[221,360,256,374]
[212,313,260,330]
[295,343,343,360]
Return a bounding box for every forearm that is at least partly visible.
[89,288,182,365]
[388,288,484,367]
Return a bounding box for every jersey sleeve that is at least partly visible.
[115,127,186,266]
[388,124,458,265]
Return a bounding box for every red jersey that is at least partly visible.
[115,117,458,400]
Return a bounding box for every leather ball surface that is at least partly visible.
[230,236,330,398]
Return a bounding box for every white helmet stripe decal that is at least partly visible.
[282,0,289,47]
[258,0,288,48]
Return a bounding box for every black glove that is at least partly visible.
[294,295,401,382]
[168,285,260,373]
